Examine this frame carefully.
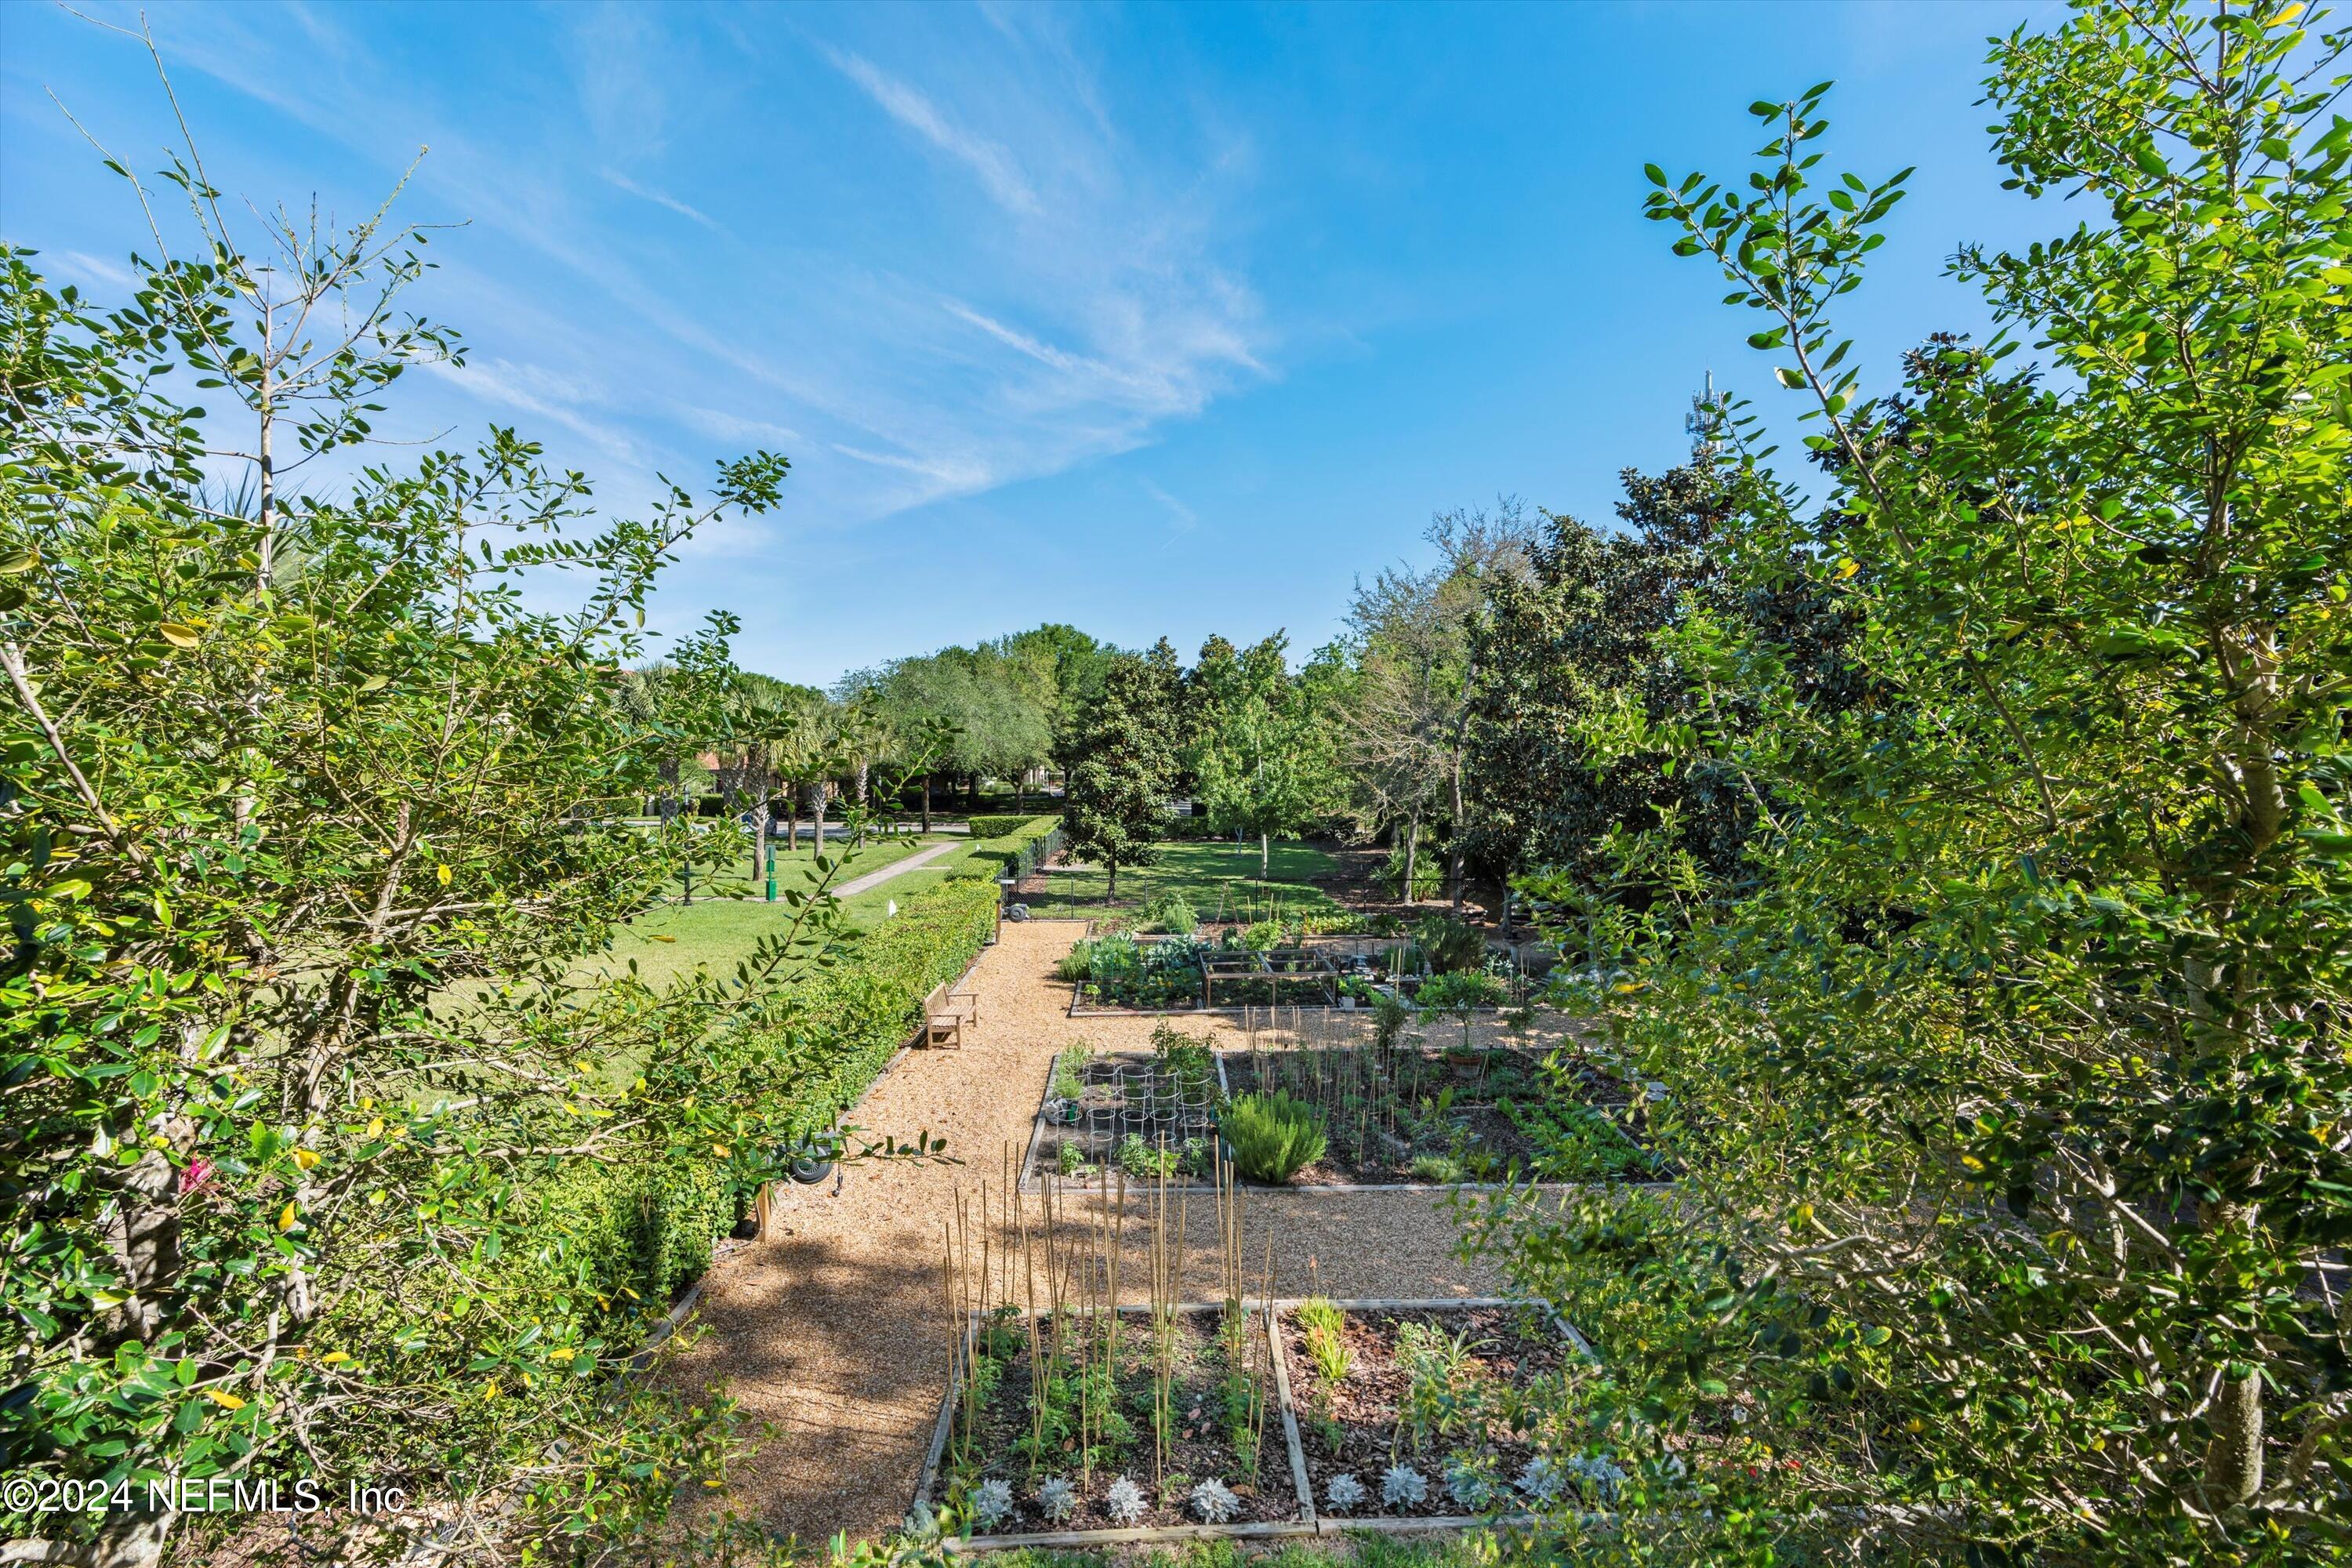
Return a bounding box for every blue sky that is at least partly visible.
[2,0,2060,686]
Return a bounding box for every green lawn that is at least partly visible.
[655,829,942,902]
[588,899,828,990]
[1024,838,1347,923]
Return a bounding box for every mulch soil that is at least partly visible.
[1279,1304,1573,1519]
[943,1309,1302,1534]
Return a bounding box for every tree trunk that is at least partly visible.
[747,754,768,885]
[1402,811,1420,904]
[1260,831,1270,880]
[854,759,869,848]
[1107,857,1118,898]
[1448,658,1475,912]
[921,774,932,833]
[809,779,829,861]
[1446,764,1467,913]
[1016,769,1026,814]
[2201,1196,2265,1505]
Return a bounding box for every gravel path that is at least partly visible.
[669,919,1517,1553]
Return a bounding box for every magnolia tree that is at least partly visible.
[0,70,928,1565]
[1057,651,1176,896]
[1472,2,2352,1563]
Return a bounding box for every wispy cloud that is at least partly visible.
[81,1,1273,549]
[1143,479,1199,535]
[677,405,801,448]
[597,167,723,233]
[52,249,140,292]
[833,441,993,493]
[820,44,1043,216]
[420,358,643,467]
[945,300,1090,375]
[565,2,671,156]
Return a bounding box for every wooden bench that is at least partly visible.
[922,984,981,1049]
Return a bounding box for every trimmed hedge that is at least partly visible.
[517,874,1000,1317]
[965,813,1034,838]
[954,814,1063,882]
[767,872,1001,1123]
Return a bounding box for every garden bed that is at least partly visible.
[1026,1044,1225,1189]
[926,1303,1303,1537]
[1219,1045,1666,1187]
[1023,1038,1668,1192]
[919,1298,1595,1549]
[1276,1300,1594,1522]
[1060,932,1525,1017]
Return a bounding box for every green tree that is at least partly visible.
[1057,652,1175,895]
[1483,5,2352,1562]
[1348,502,1536,909]
[1189,632,1345,878]
[0,98,898,1563]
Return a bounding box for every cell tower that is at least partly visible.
[1686,370,1727,457]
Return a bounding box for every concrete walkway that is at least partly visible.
[833,838,964,897]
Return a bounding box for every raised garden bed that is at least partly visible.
[1062,934,1467,1015]
[1024,1037,1668,1192]
[926,1302,1301,1538]
[1277,1298,1599,1520]
[1028,1042,1224,1189]
[1221,1045,1667,1187]
[919,1298,1601,1551]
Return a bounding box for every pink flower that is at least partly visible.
[180,1159,214,1196]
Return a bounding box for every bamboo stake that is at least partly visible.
[1252,1221,1276,1485]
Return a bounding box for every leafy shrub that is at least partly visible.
[1505,1098,1656,1180]
[1051,1044,1089,1102]
[1416,969,1509,1054]
[1411,913,1489,974]
[1142,889,1200,935]
[1410,1153,1463,1184]
[1297,912,1368,937]
[529,876,999,1290]
[1381,843,1441,899]
[965,814,1033,838]
[1417,970,1508,1014]
[953,815,1064,881]
[1221,1091,1328,1184]
[1150,1022,1218,1089]
[1117,1134,1179,1179]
